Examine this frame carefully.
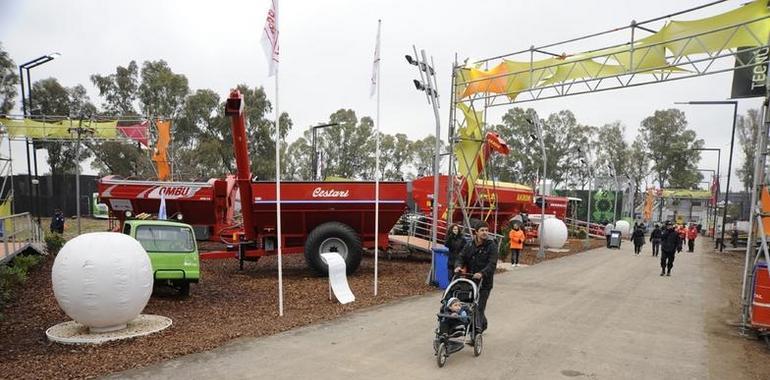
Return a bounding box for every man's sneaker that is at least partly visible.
[660,271,665,276]
[666,272,671,276]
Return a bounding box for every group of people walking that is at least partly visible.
[612,220,700,276]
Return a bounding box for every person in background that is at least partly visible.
[50,209,65,234]
[660,221,680,276]
[604,222,614,248]
[650,224,662,257]
[687,223,698,252]
[508,222,525,268]
[676,224,686,253]
[631,224,645,255]
[454,219,498,333]
[444,223,467,275]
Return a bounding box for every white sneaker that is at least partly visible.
[511,264,516,268]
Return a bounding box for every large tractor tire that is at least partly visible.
[304,222,363,276]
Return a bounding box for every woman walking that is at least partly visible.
[444,223,467,274]
[508,222,526,267]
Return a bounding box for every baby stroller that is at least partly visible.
[432,273,483,367]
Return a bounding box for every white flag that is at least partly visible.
[261,0,279,76]
[370,20,381,98]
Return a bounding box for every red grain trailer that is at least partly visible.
[97,90,407,275]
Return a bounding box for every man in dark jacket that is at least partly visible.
[660,221,680,276]
[50,209,65,234]
[650,224,662,257]
[631,225,645,255]
[454,219,498,333]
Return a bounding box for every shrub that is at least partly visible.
[45,233,66,255]
[0,254,42,320]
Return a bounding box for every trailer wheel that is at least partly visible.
[304,222,362,276]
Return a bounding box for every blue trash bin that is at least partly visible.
[433,246,450,289]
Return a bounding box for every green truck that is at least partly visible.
[122,219,200,296]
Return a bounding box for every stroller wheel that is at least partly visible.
[473,333,483,357]
[436,343,448,368]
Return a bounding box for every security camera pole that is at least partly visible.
[528,115,546,259]
[406,46,441,283]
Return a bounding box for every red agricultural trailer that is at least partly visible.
[98,90,577,274]
[98,90,407,275]
[409,175,571,238]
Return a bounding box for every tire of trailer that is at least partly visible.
[304,222,362,276]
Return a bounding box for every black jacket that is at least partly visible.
[455,237,499,290]
[660,227,680,253]
[650,228,662,242]
[444,233,467,268]
[632,228,645,245]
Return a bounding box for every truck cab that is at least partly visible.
[122,219,200,296]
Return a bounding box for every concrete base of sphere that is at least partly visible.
[46,314,172,345]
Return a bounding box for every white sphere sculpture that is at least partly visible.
[540,218,568,248]
[615,220,631,236]
[52,232,153,333]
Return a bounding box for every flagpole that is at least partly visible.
[271,0,284,317]
[374,19,381,297]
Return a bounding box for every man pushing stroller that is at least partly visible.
[454,219,498,333]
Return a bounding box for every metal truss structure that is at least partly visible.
[445,0,770,332]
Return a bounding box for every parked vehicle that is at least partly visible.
[122,219,200,296]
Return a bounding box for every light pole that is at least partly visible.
[693,147,721,239]
[527,115,546,259]
[406,47,441,286]
[578,147,593,247]
[608,162,619,224]
[697,168,716,228]
[68,117,93,235]
[677,101,737,252]
[310,123,338,180]
[19,52,60,225]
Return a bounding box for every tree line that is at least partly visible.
[0,42,762,194]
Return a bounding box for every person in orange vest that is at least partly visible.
[508,222,526,268]
[676,225,686,253]
[687,224,698,252]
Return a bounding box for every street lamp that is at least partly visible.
[310,123,338,181]
[676,101,736,252]
[698,168,716,233]
[693,147,721,240]
[407,46,442,287]
[527,115,546,259]
[406,46,441,250]
[578,147,594,248]
[607,162,620,224]
[19,52,61,225]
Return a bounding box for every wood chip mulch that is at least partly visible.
[0,254,434,380]
[0,238,604,379]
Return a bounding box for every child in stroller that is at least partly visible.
[433,274,483,367]
[439,297,470,336]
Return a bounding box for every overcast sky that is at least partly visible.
[0,0,763,191]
